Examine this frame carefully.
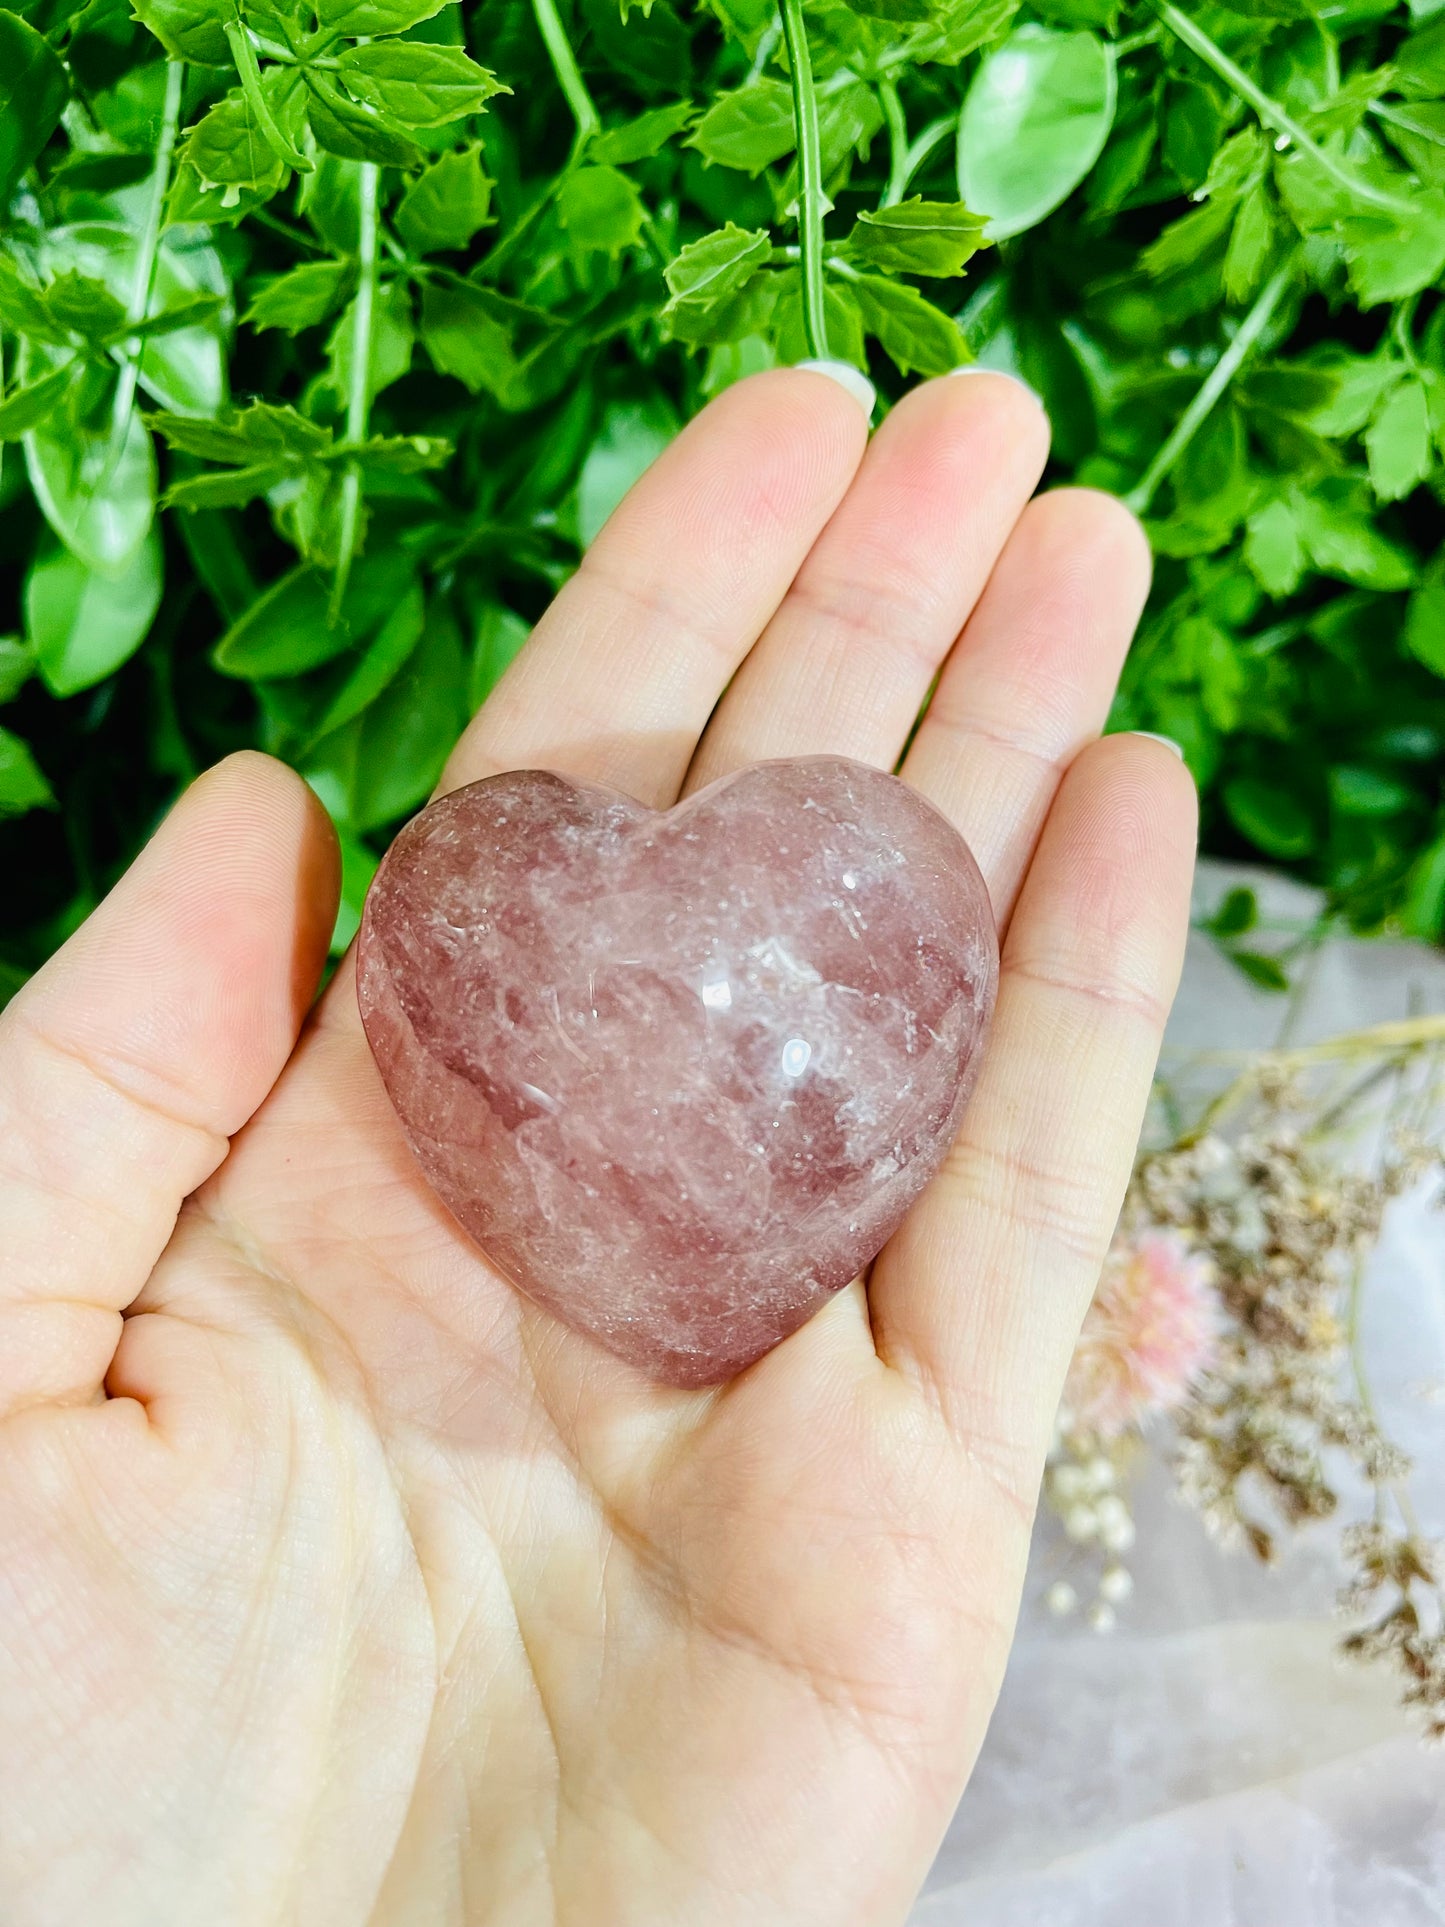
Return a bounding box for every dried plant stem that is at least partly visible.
[1177,1013,1445,1144]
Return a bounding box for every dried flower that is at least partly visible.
[1043,1019,1445,1732]
[1063,1229,1220,1437]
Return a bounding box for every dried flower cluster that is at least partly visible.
[1045,1022,1445,1738]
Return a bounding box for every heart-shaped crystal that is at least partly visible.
[358,756,997,1385]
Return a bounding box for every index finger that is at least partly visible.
[440,364,872,808]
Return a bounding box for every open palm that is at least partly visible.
[0,367,1195,1927]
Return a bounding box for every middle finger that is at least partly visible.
[684,371,1050,792]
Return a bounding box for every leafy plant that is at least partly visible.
[1,0,1443,986]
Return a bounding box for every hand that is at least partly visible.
[0,367,1195,1927]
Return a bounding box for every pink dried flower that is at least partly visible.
[1065,1230,1220,1437]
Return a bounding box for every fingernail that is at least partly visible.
[949,364,1043,408]
[1132,731,1185,759]
[794,358,876,418]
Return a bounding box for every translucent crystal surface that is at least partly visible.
[358,757,998,1385]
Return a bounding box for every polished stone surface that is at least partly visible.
[358,757,997,1384]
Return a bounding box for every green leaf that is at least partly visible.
[326,279,414,405]
[419,278,518,396]
[24,382,156,573]
[1230,949,1290,992]
[958,27,1116,241]
[1342,200,1445,306]
[1365,378,1432,501]
[591,101,695,165]
[42,271,128,342]
[350,597,468,831]
[1329,764,1414,816]
[24,529,163,696]
[330,433,452,475]
[664,269,778,344]
[1403,567,1445,677]
[0,361,78,441]
[0,636,34,704]
[1244,498,1305,597]
[180,88,288,198]
[849,271,967,375]
[1376,101,1445,184]
[131,0,230,63]
[664,223,770,305]
[1396,18,1445,97]
[814,80,885,181]
[149,401,332,465]
[215,551,416,678]
[469,600,531,711]
[1207,885,1258,938]
[556,167,647,256]
[1223,184,1276,303]
[1295,352,1401,437]
[305,78,426,169]
[1179,614,1244,731]
[335,43,506,128]
[905,0,1020,66]
[843,0,932,22]
[0,257,67,344]
[688,79,795,173]
[316,0,456,34]
[1224,775,1316,858]
[847,199,988,276]
[244,261,356,335]
[164,460,297,510]
[330,830,379,954]
[1293,492,1414,590]
[0,10,69,200]
[306,577,427,740]
[774,273,866,368]
[1401,830,1445,941]
[0,726,53,819]
[395,145,494,253]
[576,396,678,546]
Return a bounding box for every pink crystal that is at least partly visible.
[357,757,998,1386]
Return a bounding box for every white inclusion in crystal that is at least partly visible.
[841,871,857,890]
[747,936,823,985]
[700,977,733,1011]
[780,1037,812,1078]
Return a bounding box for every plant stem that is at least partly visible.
[876,93,956,210]
[332,159,378,621]
[1175,1012,1445,1145]
[904,114,957,194]
[1152,0,1413,216]
[1114,25,1162,57]
[252,206,327,253]
[108,57,184,474]
[779,0,829,359]
[530,0,600,145]
[879,78,908,207]
[747,15,781,83]
[1124,251,1296,517]
[224,17,310,170]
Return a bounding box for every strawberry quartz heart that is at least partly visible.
[357,756,998,1386]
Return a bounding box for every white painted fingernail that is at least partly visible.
[794,358,876,417]
[1132,731,1185,759]
[949,364,1043,407]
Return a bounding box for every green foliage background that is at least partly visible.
[1,0,1444,995]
